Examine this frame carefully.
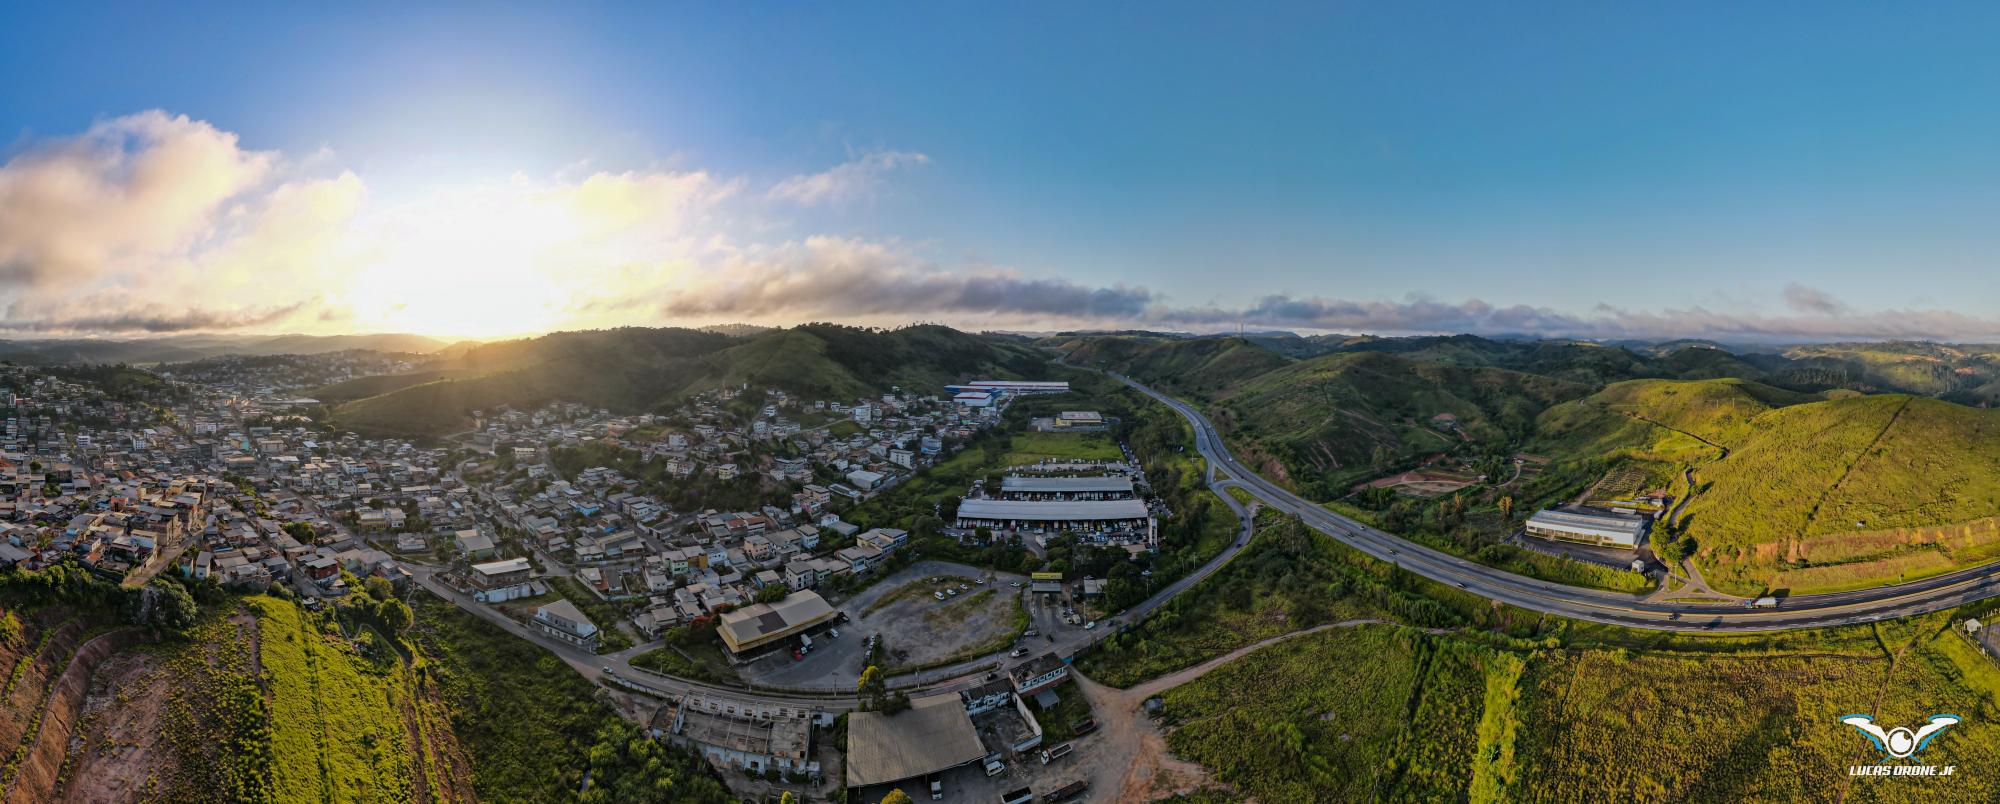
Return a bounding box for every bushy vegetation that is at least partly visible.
[409,596,729,802]
[1077,513,1547,687]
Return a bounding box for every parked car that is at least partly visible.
[934,591,946,600]
[1084,620,1097,630]
[1010,647,1030,657]
[829,628,840,638]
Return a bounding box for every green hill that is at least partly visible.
[1063,335,1291,399]
[1205,352,1589,494]
[334,324,1051,437]
[1533,379,2000,594]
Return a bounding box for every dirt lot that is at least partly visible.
[58,648,172,802]
[870,579,1025,672]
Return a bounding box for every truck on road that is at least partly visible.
[1746,596,1780,609]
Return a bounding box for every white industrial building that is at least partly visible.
[997,475,1136,501]
[1525,507,1650,549]
[956,498,1150,530]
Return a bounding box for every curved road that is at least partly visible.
[1113,372,2000,632]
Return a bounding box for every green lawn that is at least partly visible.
[999,431,1123,466]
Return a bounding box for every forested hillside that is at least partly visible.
[334,324,1051,437]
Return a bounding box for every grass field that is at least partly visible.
[999,431,1123,465]
[1155,611,2000,803]
[248,596,420,802]
[1160,625,1509,802]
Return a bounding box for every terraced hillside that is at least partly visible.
[1535,379,2000,594]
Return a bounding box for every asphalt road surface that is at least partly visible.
[1111,371,2000,633]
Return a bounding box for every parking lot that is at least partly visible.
[742,561,1034,689]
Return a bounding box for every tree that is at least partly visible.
[376,597,414,634]
[880,790,913,804]
[1497,495,1515,522]
[755,584,790,604]
[858,665,888,711]
[135,578,198,634]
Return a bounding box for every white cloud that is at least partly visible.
[655,235,1154,323]
[0,111,275,286]
[3,111,1998,345]
[767,151,929,206]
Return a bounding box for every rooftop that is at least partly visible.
[845,693,987,788]
[998,476,1133,494]
[956,498,1150,522]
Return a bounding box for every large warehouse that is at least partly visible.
[955,498,1151,532]
[1525,507,1650,549]
[845,692,988,790]
[997,475,1136,500]
[716,590,838,655]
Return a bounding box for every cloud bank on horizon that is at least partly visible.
[4,111,1999,344]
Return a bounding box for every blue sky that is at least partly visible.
[5,2,2000,340]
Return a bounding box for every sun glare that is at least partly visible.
[338,182,597,338]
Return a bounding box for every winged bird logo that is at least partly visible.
[1840,714,1961,759]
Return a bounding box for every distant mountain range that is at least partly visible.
[0,333,450,365]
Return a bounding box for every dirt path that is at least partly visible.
[1074,619,1423,802]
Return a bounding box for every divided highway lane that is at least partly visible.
[1112,372,2000,632]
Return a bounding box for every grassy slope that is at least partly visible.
[1209,351,1589,491]
[248,596,421,802]
[1157,605,2000,802]
[1532,379,2000,594]
[310,369,469,406]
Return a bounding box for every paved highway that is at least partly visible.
[1112,372,2000,632]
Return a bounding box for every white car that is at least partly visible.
[1084,620,1097,630]
[829,628,840,638]
[934,591,946,600]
